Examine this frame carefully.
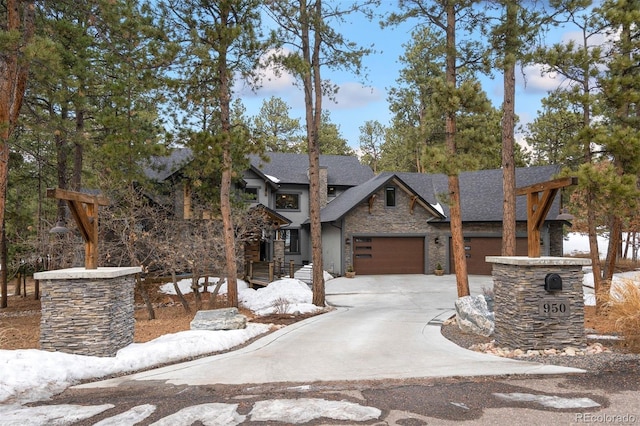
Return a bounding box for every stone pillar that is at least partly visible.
[486,256,591,350]
[274,238,285,264]
[34,266,141,357]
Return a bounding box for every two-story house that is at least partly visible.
[146,150,568,277]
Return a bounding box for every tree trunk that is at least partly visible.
[603,214,621,283]
[587,190,605,310]
[217,9,238,308]
[171,270,191,313]
[136,274,155,320]
[0,0,35,308]
[192,276,202,311]
[72,110,84,191]
[444,1,469,297]
[1,226,6,308]
[501,1,518,257]
[300,0,325,306]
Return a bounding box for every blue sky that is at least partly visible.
[236,2,580,150]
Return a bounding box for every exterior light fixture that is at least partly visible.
[556,208,574,221]
[49,220,69,234]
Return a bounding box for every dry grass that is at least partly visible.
[605,279,640,351]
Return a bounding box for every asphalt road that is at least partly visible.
[21,365,640,425]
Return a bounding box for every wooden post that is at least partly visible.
[516,177,577,257]
[46,188,109,269]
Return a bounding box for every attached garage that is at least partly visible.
[451,237,528,275]
[353,236,425,274]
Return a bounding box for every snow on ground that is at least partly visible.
[564,231,638,259]
[1,269,638,417]
[0,277,324,406]
[581,270,640,306]
[159,276,328,316]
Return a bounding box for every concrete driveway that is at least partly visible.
[80,275,582,389]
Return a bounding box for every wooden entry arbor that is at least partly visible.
[516,177,577,257]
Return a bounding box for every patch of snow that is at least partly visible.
[249,398,381,424]
[148,403,245,426]
[493,392,600,409]
[0,403,114,426]
[431,202,445,217]
[0,278,325,405]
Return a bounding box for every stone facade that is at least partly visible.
[36,268,139,357]
[343,182,437,272]
[488,257,590,350]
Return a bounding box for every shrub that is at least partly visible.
[605,279,640,352]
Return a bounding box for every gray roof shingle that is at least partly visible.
[248,153,374,186]
[143,148,193,182]
[320,165,563,223]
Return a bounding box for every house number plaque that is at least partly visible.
[538,298,570,318]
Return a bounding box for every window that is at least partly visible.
[277,229,300,253]
[385,186,396,207]
[327,186,336,197]
[244,187,258,202]
[276,193,300,210]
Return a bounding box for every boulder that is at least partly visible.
[455,295,495,337]
[190,307,247,331]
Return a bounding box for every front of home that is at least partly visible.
[147,150,567,276]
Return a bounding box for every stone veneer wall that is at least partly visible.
[273,239,285,264]
[343,182,436,271]
[39,274,136,357]
[490,258,588,350]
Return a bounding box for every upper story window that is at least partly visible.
[386,186,396,207]
[328,186,336,197]
[276,193,300,210]
[244,187,258,202]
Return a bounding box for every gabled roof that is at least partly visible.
[143,148,193,182]
[320,173,446,222]
[320,165,563,224]
[431,165,563,222]
[248,152,374,186]
[251,203,291,227]
[144,150,375,188]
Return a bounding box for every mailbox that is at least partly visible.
[544,273,563,292]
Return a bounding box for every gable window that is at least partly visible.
[277,229,300,254]
[276,193,300,210]
[385,186,396,207]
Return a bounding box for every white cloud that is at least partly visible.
[234,48,299,98]
[518,64,562,93]
[325,82,383,110]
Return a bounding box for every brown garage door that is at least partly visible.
[353,236,425,274]
[450,237,528,275]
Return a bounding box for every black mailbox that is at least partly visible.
[544,273,563,291]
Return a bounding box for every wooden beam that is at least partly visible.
[516,177,576,258]
[46,188,109,269]
[46,188,109,206]
[409,195,417,215]
[516,176,577,196]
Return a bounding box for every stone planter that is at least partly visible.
[434,269,444,276]
[345,271,356,278]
